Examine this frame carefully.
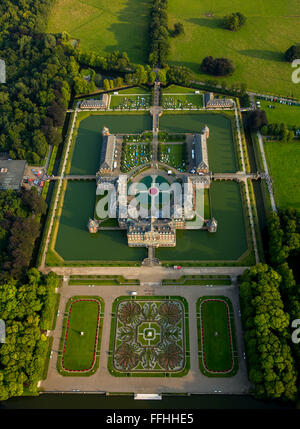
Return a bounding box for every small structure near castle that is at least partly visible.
[206,217,218,233]
[204,92,234,109]
[88,218,98,233]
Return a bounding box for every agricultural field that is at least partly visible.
[57,297,104,375]
[110,95,151,110]
[109,296,189,376]
[121,143,152,172]
[258,100,300,128]
[168,0,300,97]
[197,296,238,376]
[47,0,151,63]
[159,143,187,171]
[264,140,300,209]
[162,94,203,109]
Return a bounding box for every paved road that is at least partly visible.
[41,282,252,395]
[43,266,249,282]
[256,131,277,212]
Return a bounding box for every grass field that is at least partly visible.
[159,143,187,171]
[163,85,198,94]
[121,143,151,172]
[47,0,151,63]
[162,94,203,109]
[160,113,237,173]
[259,100,300,127]
[264,140,300,209]
[62,298,101,372]
[70,113,152,175]
[168,0,300,97]
[197,296,238,376]
[110,95,151,110]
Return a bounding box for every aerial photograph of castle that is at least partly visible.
[0,0,300,421]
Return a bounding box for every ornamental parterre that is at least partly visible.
[112,298,186,373]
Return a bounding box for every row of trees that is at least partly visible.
[240,264,298,401]
[0,269,59,400]
[267,210,300,395]
[148,0,170,67]
[261,123,295,143]
[0,189,47,280]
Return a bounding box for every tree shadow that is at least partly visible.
[238,49,285,62]
[188,17,224,30]
[104,0,152,63]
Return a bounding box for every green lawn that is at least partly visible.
[121,143,151,172]
[264,140,300,209]
[168,0,300,97]
[62,298,101,371]
[115,86,150,95]
[162,94,203,109]
[163,85,198,94]
[70,113,152,175]
[47,0,151,63]
[259,100,300,127]
[110,95,151,110]
[160,113,237,173]
[159,143,187,171]
[197,296,238,376]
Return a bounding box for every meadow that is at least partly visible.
[264,140,300,209]
[47,0,151,63]
[168,0,300,97]
[259,100,300,127]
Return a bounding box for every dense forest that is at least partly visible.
[240,209,300,401]
[0,189,47,280]
[0,269,59,400]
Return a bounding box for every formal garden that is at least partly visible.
[196,296,238,377]
[57,296,104,376]
[108,296,189,376]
